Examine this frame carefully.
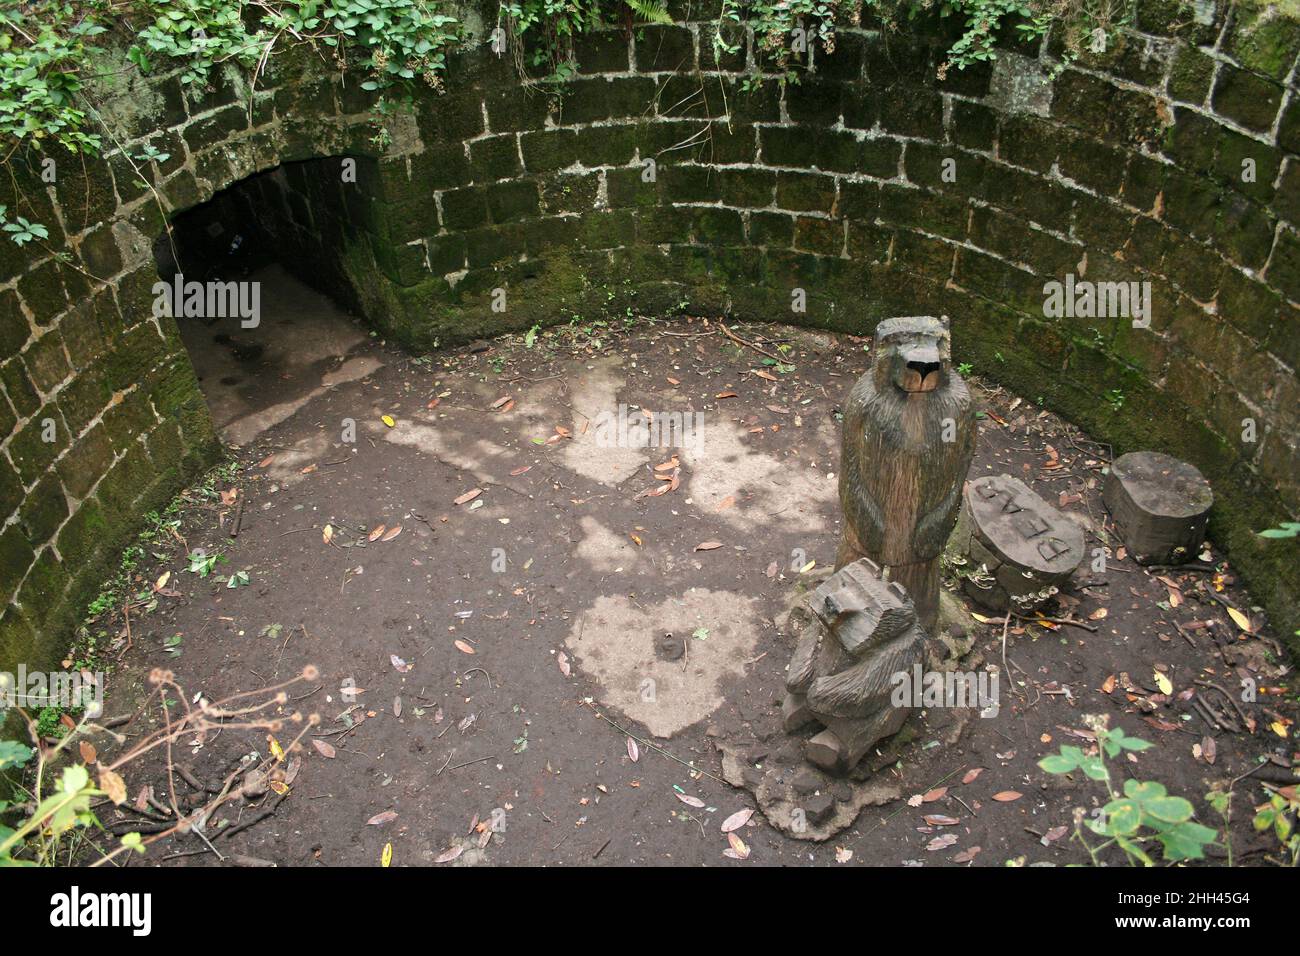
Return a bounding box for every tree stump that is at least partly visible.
[1103,452,1212,565]
[951,474,1084,612]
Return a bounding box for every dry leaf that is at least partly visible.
[992,791,1023,802]
[454,640,475,655]
[382,525,402,542]
[675,793,706,808]
[962,768,984,785]
[694,541,723,552]
[1226,606,1253,633]
[322,524,334,544]
[381,415,396,428]
[627,738,640,762]
[79,741,97,765]
[381,842,393,867]
[99,768,126,806]
[312,739,337,759]
[368,524,386,542]
[454,488,483,506]
[721,808,754,832]
[952,846,981,863]
[367,810,398,826]
[724,832,750,860]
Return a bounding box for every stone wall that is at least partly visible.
[2,0,1298,672]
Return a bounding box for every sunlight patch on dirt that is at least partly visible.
[565,588,762,737]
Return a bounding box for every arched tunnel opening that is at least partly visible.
[154,157,380,447]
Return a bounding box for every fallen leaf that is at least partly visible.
[721,808,754,833]
[926,834,958,851]
[322,525,334,544]
[154,571,170,591]
[454,488,483,506]
[924,814,959,826]
[79,741,97,765]
[454,640,475,655]
[1154,670,1173,695]
[557,651,571,677]
[694,541,723,552]
[676,793,706,808]
[922,787,947,802]
[368,524,386,542]
[382,525,402,542]
[510,465,532,476]
[627,738,639,763]
[433,845,462,864]
[99,768,126,806]
[952,846,982,863]
[1088,607,1108,621]
[835,847,854,863]
[312,740,337,759]
[490,395,513,410]
[381,842,393,867]
[992,791,1022,802]
[962,768,984,785]
[381,415,396,428]
[1226,606,1253,633]
[724,832,750,859]
[367,810,398,826]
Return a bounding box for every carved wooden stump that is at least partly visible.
[951,474,1084,612]
[1103,452,1212,565]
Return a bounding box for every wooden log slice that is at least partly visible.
[953,474,1084,611]
[1103,451,1212,565]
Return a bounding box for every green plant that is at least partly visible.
[1257,522,1300,540]
[187,548,225,577]
[1038,716,1218,864]
[1,667,320,866]
[1253,789,1298,865]
[957,362,973,375]
[0,204,50,245]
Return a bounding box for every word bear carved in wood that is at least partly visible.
[837,316,976,633]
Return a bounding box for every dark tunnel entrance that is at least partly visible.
[155,157,381,447]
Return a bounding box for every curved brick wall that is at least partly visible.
[1,0,1298,670]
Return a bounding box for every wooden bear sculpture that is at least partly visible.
[782,558,927,774]
[837,316,976,633]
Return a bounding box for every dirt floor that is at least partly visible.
[71,269,1297,867]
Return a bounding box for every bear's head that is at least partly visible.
[872,315,953,394]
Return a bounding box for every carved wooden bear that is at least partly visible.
[782,558,927,774]
[837,316,976,633]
